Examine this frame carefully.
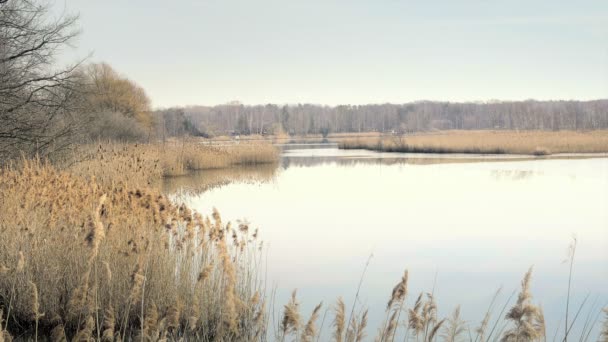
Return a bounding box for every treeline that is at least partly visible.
[0,0,156,160]
[160,100,608,137]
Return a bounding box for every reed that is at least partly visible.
[280,290,301,341]
[441,306,465,342]
[333,298,346,342]
[64,140,279,188]
[0,159,265,340]
[302,302,323,342]
[339,130,608,155]
[502,268,545,342]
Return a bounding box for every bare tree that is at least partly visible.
[0,0,82,160]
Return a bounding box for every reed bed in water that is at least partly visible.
[64,140,279,187]
[158,140,279,177]
[339,130,608,155]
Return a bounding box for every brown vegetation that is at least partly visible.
[0,159,266,340]
[64,140,279,188]
[339,130,608,155]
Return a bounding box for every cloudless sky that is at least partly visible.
[54,0,608,108]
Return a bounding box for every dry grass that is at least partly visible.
[158,140,278,177]
[339,130,608,155]
[63,140,279,187]
[0,159,266,340]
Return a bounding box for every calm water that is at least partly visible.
[169,144,608,339]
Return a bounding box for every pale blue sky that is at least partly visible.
[55,0,608,107]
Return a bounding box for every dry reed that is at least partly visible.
[339,130,608,155]
[333,297,346,342]
[501,267,545,342]
[0,159,265,340]
[302,302,323,342]
[63,140,278,189]
[280,290,301,340]
[441,306,466,342]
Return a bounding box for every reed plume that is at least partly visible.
[429,318,446,342]
[140,302,159,341]
[387,270,408,310]
[197,264,212,283]
[101,306,115,342]
[85,194,107,261]
[383,311,398,341]
[441,306,466,342]
[166,301,182,333]
[301,302,322,342]
[501,267,544,342]
[422,293,438,333]
[253,300,266,341]
[346,310,368,342]
[333,297,346,342]
[281,290,301,339]
[408,293,425,336]
[355,310,368,342]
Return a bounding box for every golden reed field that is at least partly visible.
[0,142,606,341]
[339,130,608,156]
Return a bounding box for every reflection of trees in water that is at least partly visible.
[281,156,539,168]
[491,170,540,181]
[162,163,279,195]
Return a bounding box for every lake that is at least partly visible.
[166,143,608,340]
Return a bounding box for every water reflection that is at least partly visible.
[167,144,608,340]
[490,170,539,181]
[162,163,278,196]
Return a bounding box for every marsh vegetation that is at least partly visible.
[338,130,608,156]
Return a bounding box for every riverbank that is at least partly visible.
[62,140,279,189]
[338,130,608,155]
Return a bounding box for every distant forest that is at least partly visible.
[154,100,608,137]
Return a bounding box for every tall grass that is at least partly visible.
[157,140,279,177]
[64,140,279,187]
[339,130,608,155]
[0,159,266,340]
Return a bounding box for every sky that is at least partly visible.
[53,0,608,108]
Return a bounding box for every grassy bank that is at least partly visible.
[339,130,608,155]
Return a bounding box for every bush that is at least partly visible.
[86,112,149,142]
